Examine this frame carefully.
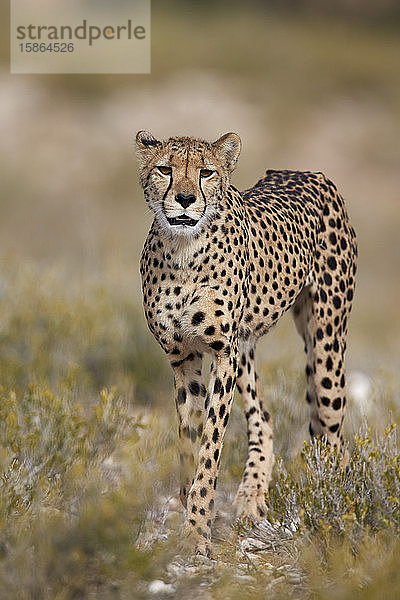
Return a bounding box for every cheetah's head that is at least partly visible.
[136,132,241,238]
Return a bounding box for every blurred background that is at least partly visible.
[1,4,400,595]
[0,0,399,436]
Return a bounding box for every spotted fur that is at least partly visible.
[136,131,357,555]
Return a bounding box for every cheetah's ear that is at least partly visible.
[212,132,241,172]
[135,131,162,164]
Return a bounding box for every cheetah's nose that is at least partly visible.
[175,193,196,209]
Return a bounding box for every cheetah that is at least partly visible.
[136,130,357,555]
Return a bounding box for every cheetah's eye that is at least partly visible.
[200,169,215,179]
[157,166,172,176]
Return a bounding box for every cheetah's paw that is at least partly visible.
[233,489,268,521]
[182,522,212,557]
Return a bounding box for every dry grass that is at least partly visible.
[0,3,399,597]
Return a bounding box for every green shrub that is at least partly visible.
[269,425,400,540]
[0,384,175,599]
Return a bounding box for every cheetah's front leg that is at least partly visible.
[184,352,237,556]
[172,352,206,508]
[233,345,274,520]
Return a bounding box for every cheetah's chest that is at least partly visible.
[142,263,237,355]
[141,234,247,355]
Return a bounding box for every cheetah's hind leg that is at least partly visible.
[292,283,353,449]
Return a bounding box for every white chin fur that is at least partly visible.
[162,218,205,239]
[152,205,217,240]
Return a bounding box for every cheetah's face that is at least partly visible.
[136,132,241,238]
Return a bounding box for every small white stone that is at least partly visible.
[148,580,175,595]
[240,537,266,552]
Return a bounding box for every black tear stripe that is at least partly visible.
[162,174,173,216]
[198,174,208,220]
